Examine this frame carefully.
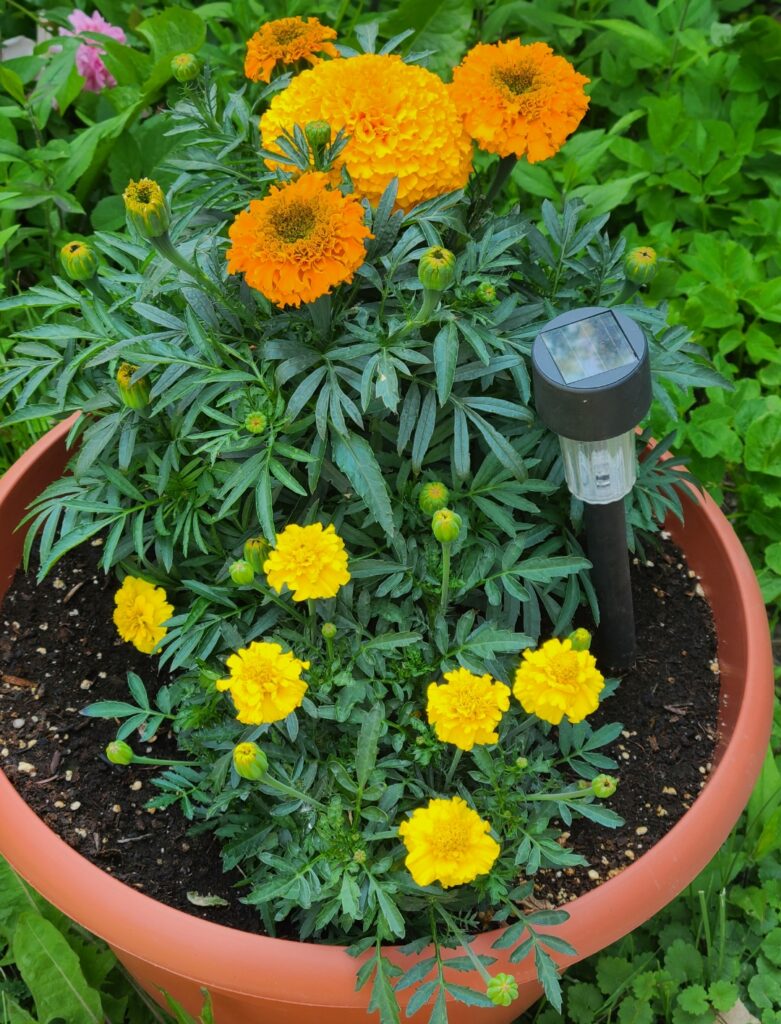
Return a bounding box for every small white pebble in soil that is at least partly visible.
[587,869,600,881]
[621,751,630,760]
[91,537,103,546]
[621,730,631,739]
[79,680,93,690]
[662,786,677,796]
[695,583,705,598]
[1,748,8,758]
[624,849,636,861]
[181,843,190,852]
[70,801,81,811]
[112,804,121,813]
[38,623,48,631]
[98,672,107,679]
[54,801,65,808]
[710,660,720,674]
[68,609,79,617]
[11,718,25,729]
[26,739,36,749]
[17,762,35,774]
[130,781,142,791]
[635,826,648,836]
[660,530,671,540]
[688,570,697,578]
[75,828,87,838]
[95,652,102,659]
[698,765,706,774]
[146,807,156,814]
[65,770,73,782]
[31,716,38,723]
[35,647,47,655]
[656,805,669,817]
[156,859,163,865]
[52,578,65,589]
[645,560,654,567]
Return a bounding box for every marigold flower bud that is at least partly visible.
[321,622,337,640]
[305,120,331,149]
[244,411,268,434]
[229,560,255,586]
[106,740,134,765]
[233,741,268,781]
[353,849,367,864]
[568,628,592,652]
[123,178,171,239]
[487,973,519,1007]
[243,536,270,573]
[475,281,497,304]
[515,756,528,770]
[116,363,151,410]
[418,246,456,291]
[431,508,461,544]
[418,481,450,516]
[625,246,657,285]
[592,774,618,798]
[171,52,200,82]
[60,240,98,281]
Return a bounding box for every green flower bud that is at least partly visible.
[418,481,450,516]
[244,536,270,573]
[123,178,171,239]
[353,849,367,864]
[229,560,255,586]
[233,742,268,781]
[60,240,98,282]
[475,281,497,304]
[305,120,331,149]
[625,246,657,285]
[170,52,200,82]
[116,363,151,410]
[592,774,618,799]
[568,628,592,652]
[106,740,134,765]
[418,246,456,291]
[431,508,461,544]
[487,973,519,1007]
[515,756,528,770]
[321,622,337,640]
[244,411,268,434]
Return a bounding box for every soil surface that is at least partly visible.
[0,532,719,929]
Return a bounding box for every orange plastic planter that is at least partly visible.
[0,420,773,1023]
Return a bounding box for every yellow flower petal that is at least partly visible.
[216,641,309,725]
[113,576,173,655]
[513,638,604,725]
[263,522,350,601]
[426,668,510,751]
[398,796,500,889]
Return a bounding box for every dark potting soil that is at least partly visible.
[0,532,719,929]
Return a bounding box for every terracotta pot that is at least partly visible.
[0,420,773,1023]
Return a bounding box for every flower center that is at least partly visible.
[270,200,318,244]
[274,22,304,44]
[433,821,468,858]
[493,63,538,97]
[549,653,579,689]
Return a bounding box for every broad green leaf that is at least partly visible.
[356,706,383,789]
[383,0,473,77]
[331,431,396,540]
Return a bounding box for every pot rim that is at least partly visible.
[0,418,773,1006]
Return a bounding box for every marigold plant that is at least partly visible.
[9,19,719,1024]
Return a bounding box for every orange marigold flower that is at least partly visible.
[225,172,372,308]
[451,39,589,163]
[245,16,338,83]
[260,53,473,211]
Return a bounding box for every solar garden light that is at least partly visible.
[531,307,652,670]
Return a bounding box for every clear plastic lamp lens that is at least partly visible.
[559,432,636,505]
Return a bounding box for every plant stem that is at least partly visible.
[440,542,451,616]
[307,598,317,645]
[250,580,306,623]
[263,774,327,811]
[444,747,463,789]
[132,755,197,767]
[412,288,441,326]
[150,231,222,298]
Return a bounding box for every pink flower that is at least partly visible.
[62,10,126,92]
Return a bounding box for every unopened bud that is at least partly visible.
[321,622,337,640]
[475,281,497,304]
[353,849,367,864]
[233,742,268,781]
[229,560,255,586]
[244,536,270,573]
[244,411,267,434]
[592,774,618,799]
[625,246,657,285]
[305,120,331,149]
[418,481,450,516]
[171,52,200,82]
[418,246,456,292]
[487,974,518,1007]
[515,756,528,770]
[60,240,98,281]
[106,740,134,765]
[431,508,461,544]
[117,363,151,410]
[123,178,170,239]
[568,628,592,652]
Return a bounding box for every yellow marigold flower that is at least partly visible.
[122,178,170,238]
[245,16,338,84]
[264,522,350,601]
[427,668,510,751]
[113,576,173,655]
[513,637,604,725]
[399,796,500,889]
[450,39,589,163]
[216,641,310,724]
[226,173,371,308]
[260,53,473,210]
